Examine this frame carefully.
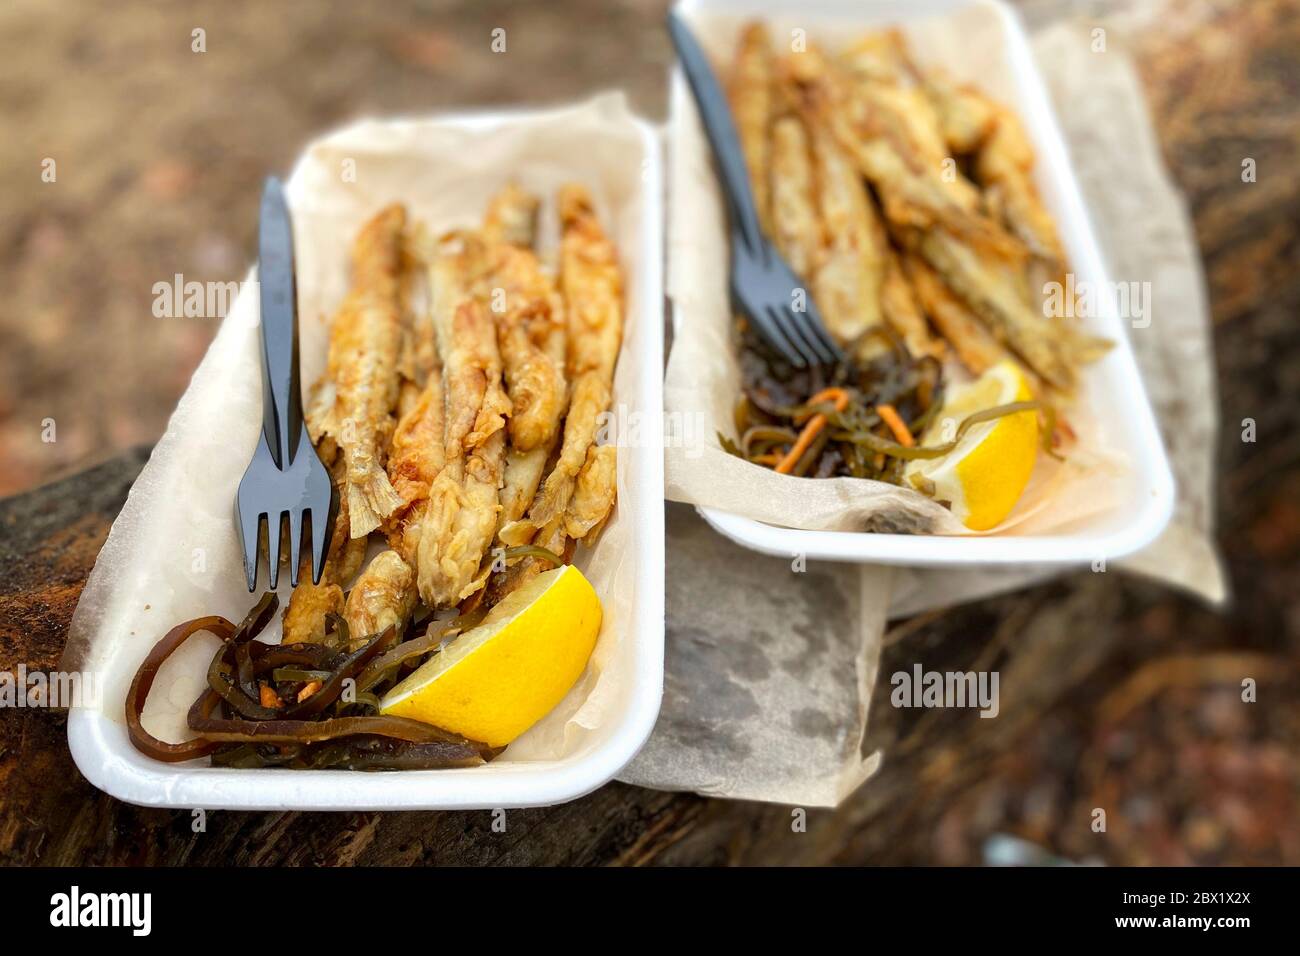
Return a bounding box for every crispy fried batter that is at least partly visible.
[476,186,571,544]
[809,124,887,351]
[482,182,541,249]
[488,244,566,452]
[343,550,418,639]
[918,228,1074,387]
[903,251,1008,375]
[563,444,617,541]
[881,251,945,361]
[395,231,435,420]
[283,460,369,644]
[416,231,511,606]
[922,69,996,154]
[729,22,775,233]
[383,363,447,573]
[784,45,1017,259]
[769,114,822,279]
[838,31,984,210]
[974,100,1066,272]
[311,205,408,537]
[515,186,621,534]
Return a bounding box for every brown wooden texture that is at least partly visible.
[0,0,1297,865]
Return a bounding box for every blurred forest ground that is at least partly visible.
[0,0,673,494]
[1,0,1297,864]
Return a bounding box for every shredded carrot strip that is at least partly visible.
[809,387,850,410]
[751,453,782,466]
[776,388,851,474]
[876,403,915,447]
[296,680,323,704]
[258,683,281,709]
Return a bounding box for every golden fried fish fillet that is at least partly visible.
[383,364,447,569]
[343,550,418,639]
[769,114,822,279]
[311,204,407,538]
[729,22,775,234]
[417,231,511,606]
[881,251,946,361]
[512,185,621,536]
[489,244,566,453]
[809,124,888,352]
[282,460,370,644]
[922,69,996,154]
[784,45,1016,260]
[563,444,617,541]
[482,182,541,249]
[974,101,1066,273]
[903,251,1009,376]
[918,228,1076,387]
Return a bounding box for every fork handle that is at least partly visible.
[667,13,765,253]
[257,176,304,471]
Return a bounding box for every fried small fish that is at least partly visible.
[903,251,1008,376]
[784,45,1015,260]
[498,444,551,534]
[809,123,888,351]
[729,22,775,234]
[838,31,984,211]
[922,69,996,154]
[974,100,1067,278]
[469,185,570,547]
[417,231,511,606]
[482,182,541,249]
[311,205,407,538]
[395,230,435,421]
[514,186,621,534]
[563,444,617,542]
[918,229,1076,387]
[881,251,946,361]
[489,244,566,453]
[344,550,418,639]
[282,460,370,644]
[769,114,822,279]
[384,364,447,570]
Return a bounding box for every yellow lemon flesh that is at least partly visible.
[904,360,1039,531]
[380,565,602,748]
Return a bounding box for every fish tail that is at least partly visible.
[347,467,404,538]
[527,469,576,528]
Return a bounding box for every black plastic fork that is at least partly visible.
[235,177,335,592]
[667,12,843,368]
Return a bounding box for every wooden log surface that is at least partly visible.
[0,0,1297,865]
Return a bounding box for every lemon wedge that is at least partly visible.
[380,565,602,748]
[904,360,1039,531]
